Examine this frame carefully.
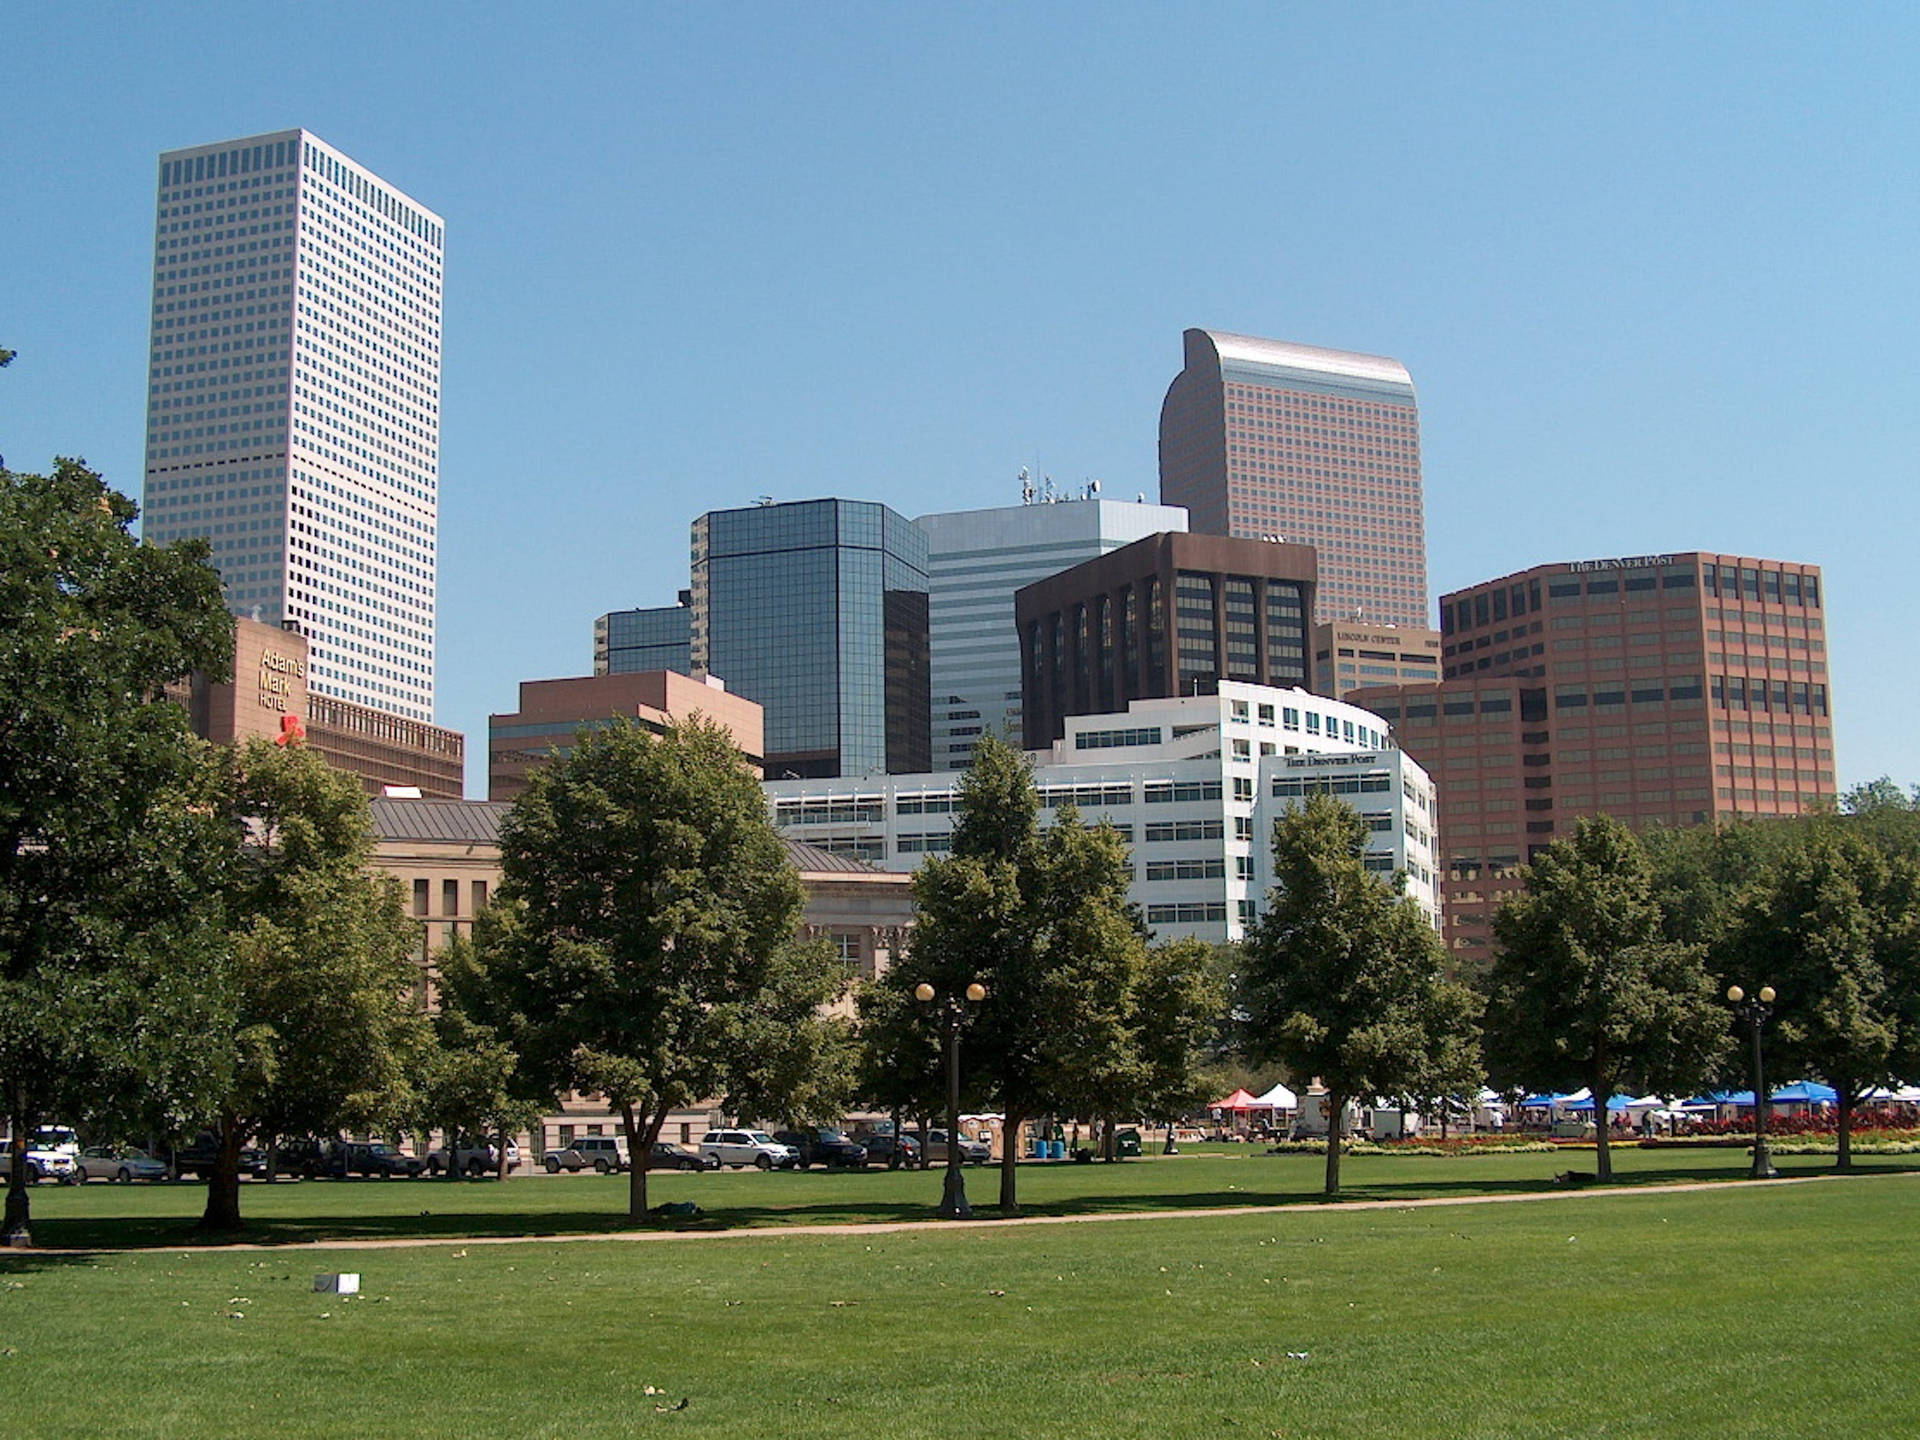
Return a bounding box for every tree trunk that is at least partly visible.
[999,1106,1024,1214]
[495,1122,510,1182]
[623,1104,670,1221]
[888,1104,902,1170]
[1438,1102,1450,1141]
[3,1097,33,1247]
[917,1111,932,1170]
[1590,1083,1613,1182]
[199,1117,245,1233]
[1323,1091,1345,1197]
[1836,1090,1854,1173]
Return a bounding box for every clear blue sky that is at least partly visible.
[5,5,1916,797]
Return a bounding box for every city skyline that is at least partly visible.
[5,9,1917,795]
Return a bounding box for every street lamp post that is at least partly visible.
[1727,984,1779,1180]
[915,980,987,1219]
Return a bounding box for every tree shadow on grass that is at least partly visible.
[19,1155,1916,1250]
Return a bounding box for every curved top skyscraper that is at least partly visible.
[1159,328,1428,629]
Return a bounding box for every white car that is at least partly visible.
[698,1129,801,1170]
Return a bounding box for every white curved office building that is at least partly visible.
[764,681,1437,944]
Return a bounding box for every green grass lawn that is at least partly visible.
[8,1144,1917,1250]
[1,1169,1915,1438]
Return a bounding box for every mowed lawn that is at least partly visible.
[2,1157,1917,1437]
[10,1144,1917,1249]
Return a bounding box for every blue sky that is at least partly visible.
[5,5,1916,796]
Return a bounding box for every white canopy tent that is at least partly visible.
[1252,1082,1298,1110]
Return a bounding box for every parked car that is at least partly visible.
[773,1128,869,1169]
[543,1135,628,1173]
[426,1138,522,1176]
[698,1129,801,1170]
[913,1129,991,1165]
[341,1142,425,1178]
[172,1133,271,1180]
[0,1143,77,1184]
[859,1133,921,1166]
[74,1146,170,1183]
[648,1141,720,1172]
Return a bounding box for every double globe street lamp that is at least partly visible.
[915,980,987,1219]
[1727,984,1779,1180]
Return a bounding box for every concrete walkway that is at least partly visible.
[13,1168,1911,1257]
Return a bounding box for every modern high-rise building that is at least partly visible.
[1014,532,1317,749]
[1159,328,1428,628]
[915,490,1188,770]
[691,499,931,779]
[140,129,444,723]
[594,600,693,677]
[1348,552,1837,967]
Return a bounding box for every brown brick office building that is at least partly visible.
[1014,532,1317,748]
[173,616,465,797]
[1348,553,1836,967]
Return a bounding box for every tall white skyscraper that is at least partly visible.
[916,490,1187,770]
[141,130,443,722]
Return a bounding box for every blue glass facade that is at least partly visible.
[692,499,930,778]
[595,604,692,676]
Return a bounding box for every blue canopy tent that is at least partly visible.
[1562,1094,1658,1113]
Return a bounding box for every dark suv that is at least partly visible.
[171,1133,270,1180]
[773,1129,869,1169]
[342,1142,425,1178]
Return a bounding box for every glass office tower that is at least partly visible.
[140,129,443,723]
[594,602,693,676]
[691,499,930,778]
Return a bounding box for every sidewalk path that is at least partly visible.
[15,1168,1912,1257]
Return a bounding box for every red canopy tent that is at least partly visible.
[1210,1088,1263,1112]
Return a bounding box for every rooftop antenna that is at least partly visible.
[1042,474,1057,503]
[1019,466,1035,505]
[756,495,775,506]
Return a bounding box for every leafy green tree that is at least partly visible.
[1127,937,1230,1153]
[1842,777,1920,815]
[472,715,844,1220]
[1719,831,1919,1170]
[1484,816,1729,1181]
[909,735,1141,1212]
[852,971,943,1167]
[0,458,231,1244]
[1405,977,1486,1140]
[187,739,428,1231]
[1240,792,1465,1196]
[432,929,552,1179]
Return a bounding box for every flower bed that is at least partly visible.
[1675,1107,1920,1139]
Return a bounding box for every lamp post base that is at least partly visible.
[938,1166,971,1220]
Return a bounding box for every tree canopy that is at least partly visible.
[0,458,231,1243]
[907,734,1143,1211]
[1240,792,1478,1196]
[471,715,845,1219]
[1484,815,1727,1180]
[1717,830,1919,1169]
[185,739,428,1230]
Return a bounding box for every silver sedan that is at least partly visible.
[74,1146,171,1183]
